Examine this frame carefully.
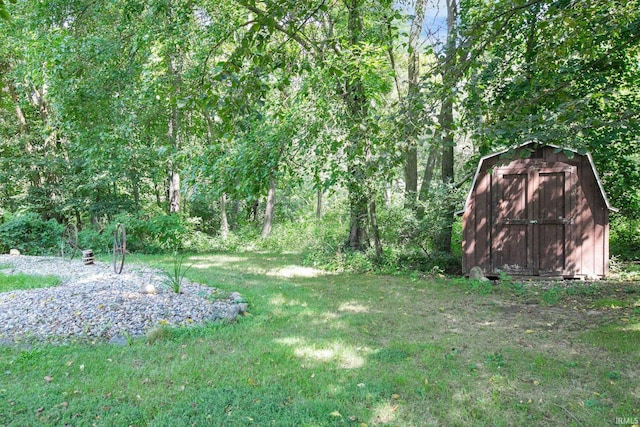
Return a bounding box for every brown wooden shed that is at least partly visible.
[461,142,616,279]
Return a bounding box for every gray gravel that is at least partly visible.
[0,255,246,344]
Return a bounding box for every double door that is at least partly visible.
[491,163,575,276]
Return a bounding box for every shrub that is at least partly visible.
[256,219,318,253]
[77,226,112,254]
[0,212,63,255]
[109,213,191,254]
[610,215,640,261]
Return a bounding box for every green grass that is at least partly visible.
[0,272,61,292]
[0,252,639,426]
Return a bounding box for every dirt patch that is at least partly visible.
[424,279,640,365]
[491,302,605,332]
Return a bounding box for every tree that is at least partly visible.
[1,0,637,262]
[463,0,640,216]
[227,0,393,253]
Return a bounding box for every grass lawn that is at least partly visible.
[0,252,639,426]
[0,267,61,293]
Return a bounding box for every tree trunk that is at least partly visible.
[167,83,181,213]
[403,0,427,208]
[7,80,42,188]
[7,81,28,134]
[249,200,259,222]
[348,185,369,251]
[344,0,371,251]
[417,144,440,219]
[369,199,382,259]
[261,178,276,238]
[405,146,418,208]
[130,169,141,211]
[220,193,229,240]
[385,183,392,209]
[232,199,240,230]
[316,188,323,221]
[154,181,163,208]
[166,7,182,214]
[435,0,458,253]
[168,161,180,214]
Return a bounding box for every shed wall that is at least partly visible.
[462,145,610,278]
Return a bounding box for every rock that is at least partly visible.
[108,335,129,346]
[229,292,244,303]
[469,266,489,281]
[0,254,245,344]
[140,283,157,294]
[9,249,20,256]
[237,302,248,315]
[227,304,240,320]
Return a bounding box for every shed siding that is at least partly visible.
[462,144,611,278]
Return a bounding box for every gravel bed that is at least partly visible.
[0,255,246,345]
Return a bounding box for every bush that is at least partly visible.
[77,227,112,254]
[610,215,640,261]
[62,214,222,256]
[0,212,63,255]
[108,213,192,254]
[257,217,322,253]
[301,190,465,274]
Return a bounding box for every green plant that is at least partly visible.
[146,324,172,345]
[485,352,506,369]
[541,285,564,305]
[109,213,194,254]
[162,251,191,293]
[0,212,63,255]
[496,273,528,296]
[610,216,640,261]
[468,278,493,295]
[497,271,513,286]
[76,226,112,254]
[593,298,625,308]
[606,371,622,380]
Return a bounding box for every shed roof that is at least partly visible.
[459,142,617,214]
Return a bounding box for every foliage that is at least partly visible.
[0,0,638,261]
[76,213,222,255]
[0,0,15,21]
[0,212,63,255]
[76,227,112,255]
[462,0,640,217]
[110,213,190,254]
[255,219,319,254]
[610,215,640,261]
[302,201,464,274]
[465,278,494,295]
[162,251,191,294]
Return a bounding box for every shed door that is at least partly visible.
[491,163,575,276]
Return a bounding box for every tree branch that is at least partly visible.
[232,0,325,58]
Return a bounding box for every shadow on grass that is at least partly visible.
[2,252,639,426]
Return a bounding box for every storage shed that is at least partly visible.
[461,142,616,279]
